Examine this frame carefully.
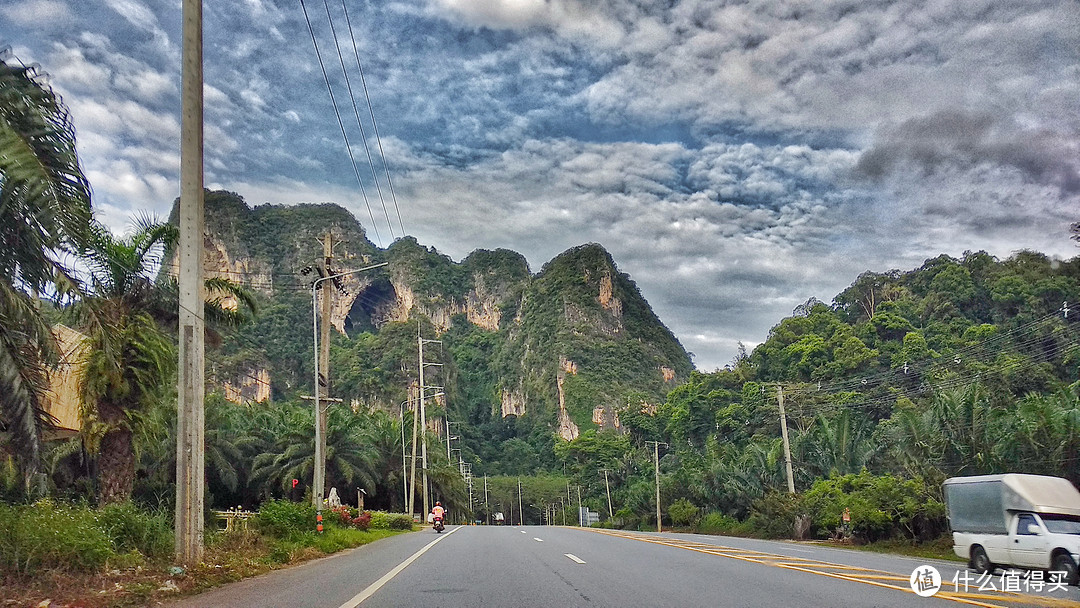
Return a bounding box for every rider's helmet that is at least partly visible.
[435,501,441,506]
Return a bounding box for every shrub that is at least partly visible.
[330,506,357,527]
[668,498,699,527]
[800,472,947,543]
[0,500,114,573]
[697,512,750,536]
[353,511,372,531]
[369,511,413,530]
[255,499,317,539]
[96,502,173,559]
[745,492,800,539]
[613,506,639,530]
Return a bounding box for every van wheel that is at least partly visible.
[971,546,994,575]
[1052,553,1079,586]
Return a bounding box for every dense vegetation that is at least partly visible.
[8,188,1079,550]
[559,249,1080,541]
[4,49,1079,606]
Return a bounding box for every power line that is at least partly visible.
[781,308,1073,398]
[298,0,383,246]
[319,0,396,241]
[339,0,405,238]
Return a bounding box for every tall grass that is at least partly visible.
[0,500,171,574]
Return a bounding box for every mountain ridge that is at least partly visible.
[165,190,693,472]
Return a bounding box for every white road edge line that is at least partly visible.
[533,537,544,542]
[565,553,586,564]
[339,526,460,608]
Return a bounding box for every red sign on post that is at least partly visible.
[842,508,851,523]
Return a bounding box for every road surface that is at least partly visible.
[171,526,1080,607]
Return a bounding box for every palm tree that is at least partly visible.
[802,409,876,477]
[75,217,254,504]
[75,219,178,504]
[250,402,381,503]
[0,56,92,488]
[247,401,314,499]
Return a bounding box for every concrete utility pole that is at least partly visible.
[484,475,489,525]
[408,388,418,517]
[175,0,205,564]
[399,401,408,514]
[778,385,796,494]
[576,485,583,527]
[600,468,614,518]
[415,324,443,521]
[517,478,524,526]
[646,441,666,532]
[418,324,427,518]
[311,260,386,516]
[313,232,333,510]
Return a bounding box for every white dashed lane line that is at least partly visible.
[565,554,586,564]
[533,537,544,542]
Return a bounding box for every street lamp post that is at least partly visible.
[311,263,387,516]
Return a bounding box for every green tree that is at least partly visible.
[0,57,92,487]
[75,218,254,504]
[75,219,178,504]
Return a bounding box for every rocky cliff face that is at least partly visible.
[377,273,504,333]
[169,191,692,448]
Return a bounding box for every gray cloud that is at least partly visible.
[857,111,1080,194]
[2,0,1077,370]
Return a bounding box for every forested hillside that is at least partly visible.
[568,248,1080,539]
[150,191,693,512]
[28,189,1076,544]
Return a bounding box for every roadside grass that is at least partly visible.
[832,536,965,563]
[668,516,963,564]
[0,500,413,608]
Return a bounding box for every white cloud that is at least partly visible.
[0,0,73,28]
[4,0,1077,370]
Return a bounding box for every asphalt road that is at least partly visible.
[170,527,1080,607]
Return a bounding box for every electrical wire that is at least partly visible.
[339,0,405,238]
[298,0,383,246]
[780,308,1073,398]
[320,0,396,241]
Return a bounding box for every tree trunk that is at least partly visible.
[97,425,134,505]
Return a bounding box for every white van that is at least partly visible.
[944,474,1080,585]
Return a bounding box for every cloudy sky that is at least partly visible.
[2,0,1078,370]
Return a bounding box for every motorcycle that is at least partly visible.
[433,516,444,533]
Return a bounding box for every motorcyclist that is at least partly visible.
[432,501,445,522]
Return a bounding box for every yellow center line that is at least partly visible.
[582,529,1078,608]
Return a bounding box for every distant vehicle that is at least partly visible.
[944,474,1080,585]
[494,512,505,525]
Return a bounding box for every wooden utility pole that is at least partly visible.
[778,385,795,494]
[175,0,205,564]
